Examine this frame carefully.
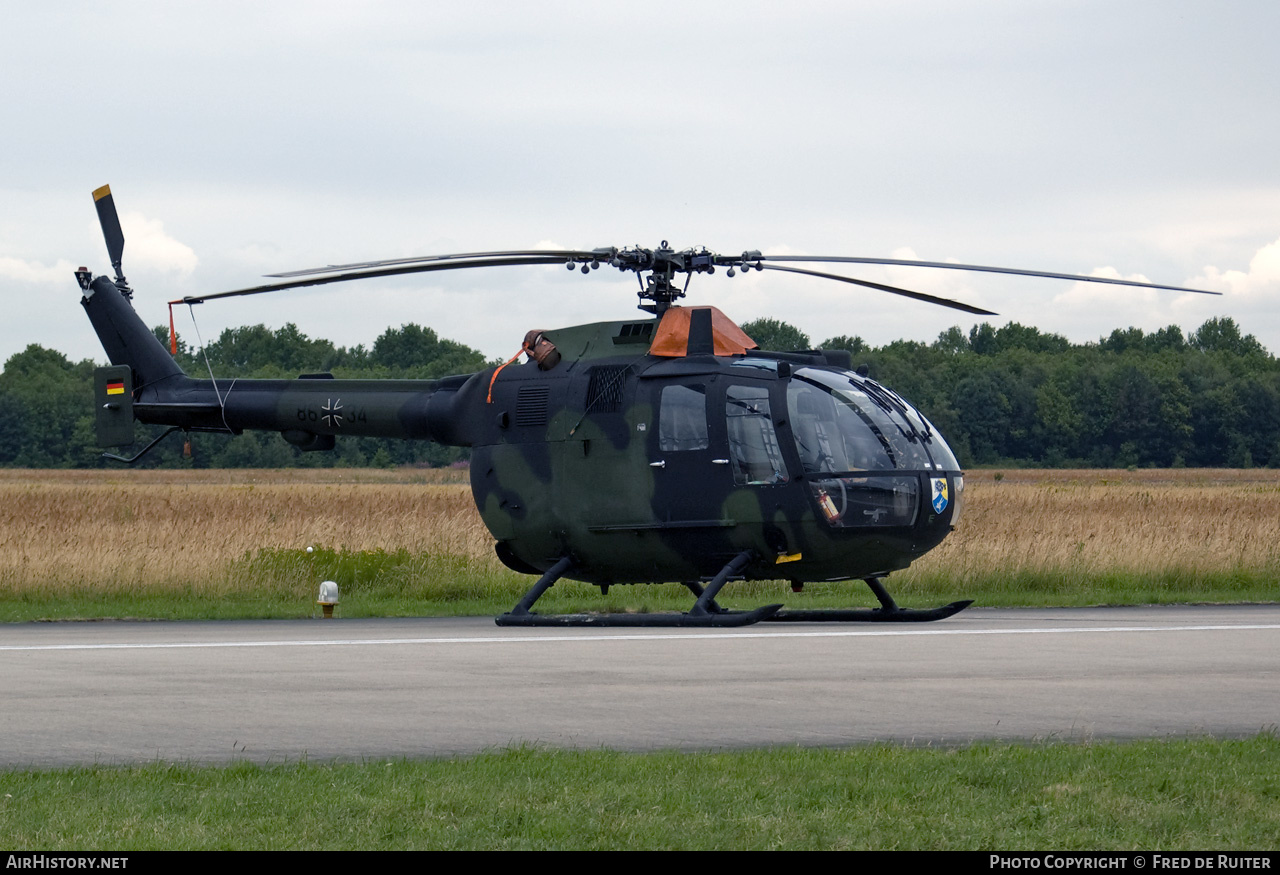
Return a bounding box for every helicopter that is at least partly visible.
[78,185,1219,627]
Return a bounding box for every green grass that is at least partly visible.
[0,546,1275,622]
[3,542,1274,850]
[1,740,1277,849]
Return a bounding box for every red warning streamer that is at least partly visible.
[167,302,178,355]
[487,340,532,404]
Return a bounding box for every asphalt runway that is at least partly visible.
[1,604,1277,767]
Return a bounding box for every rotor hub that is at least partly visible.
[578,242,763,314]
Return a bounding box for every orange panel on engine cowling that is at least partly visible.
[649,306,758,357]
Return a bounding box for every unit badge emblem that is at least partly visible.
[931,477,949,514]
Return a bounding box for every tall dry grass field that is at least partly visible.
[0,468,485,597]
[1,467,1277,613]
[898,469,1280,600]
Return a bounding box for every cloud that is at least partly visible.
[118,212,198,275]
[1189,236,1280,300]
[0,257,79,284]
[1051,266,1160,308]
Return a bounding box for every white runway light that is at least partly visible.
[317,580,340,618]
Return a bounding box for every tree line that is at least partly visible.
[743,316,1277,468]
[1,316,1275,469]
[0,323,488,469]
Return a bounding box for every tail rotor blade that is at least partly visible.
[92,185,126,283]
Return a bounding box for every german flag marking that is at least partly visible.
[106,381,125,396]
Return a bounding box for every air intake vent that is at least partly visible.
[515,384,551,427]
[586,365,628,413]
[612,322,654,345]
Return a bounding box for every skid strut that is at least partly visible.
[495,551,783,628]
[766,576,973,623]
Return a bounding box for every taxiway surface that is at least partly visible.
[1,605,1277,766]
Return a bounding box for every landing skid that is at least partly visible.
[495,550,783,628]
[496,603,783,628]
[766,601,973,623]
[494,561,970,628]
[767,577,973,623]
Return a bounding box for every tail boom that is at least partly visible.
[80,273,480,449]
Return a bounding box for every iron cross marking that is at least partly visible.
[322,398,343,428]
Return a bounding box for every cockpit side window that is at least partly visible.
[658,384,709,452]
[726,384,788,485]
[789,370,941,470]
[790,381,875,472]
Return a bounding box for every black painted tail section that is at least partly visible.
[77,271,482,446]
[81,275,186,390]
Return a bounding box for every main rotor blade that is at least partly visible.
[759,264,998,316]
[267,248,615,279]
[92,185,125,277]
[177,255,574,305]
[758,255,1220,296]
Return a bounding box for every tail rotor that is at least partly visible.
[92,184,129,296]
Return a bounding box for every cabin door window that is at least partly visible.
[658,384,709,452]
[725,384,788,486]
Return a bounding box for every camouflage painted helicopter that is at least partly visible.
[79,186,1217,627]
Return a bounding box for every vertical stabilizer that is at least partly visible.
[80,275,185,388]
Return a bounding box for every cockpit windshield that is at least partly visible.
[786,368,959,472]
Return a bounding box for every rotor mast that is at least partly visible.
[575,242,764,315]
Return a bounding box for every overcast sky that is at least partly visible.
[3,0,1278,367]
